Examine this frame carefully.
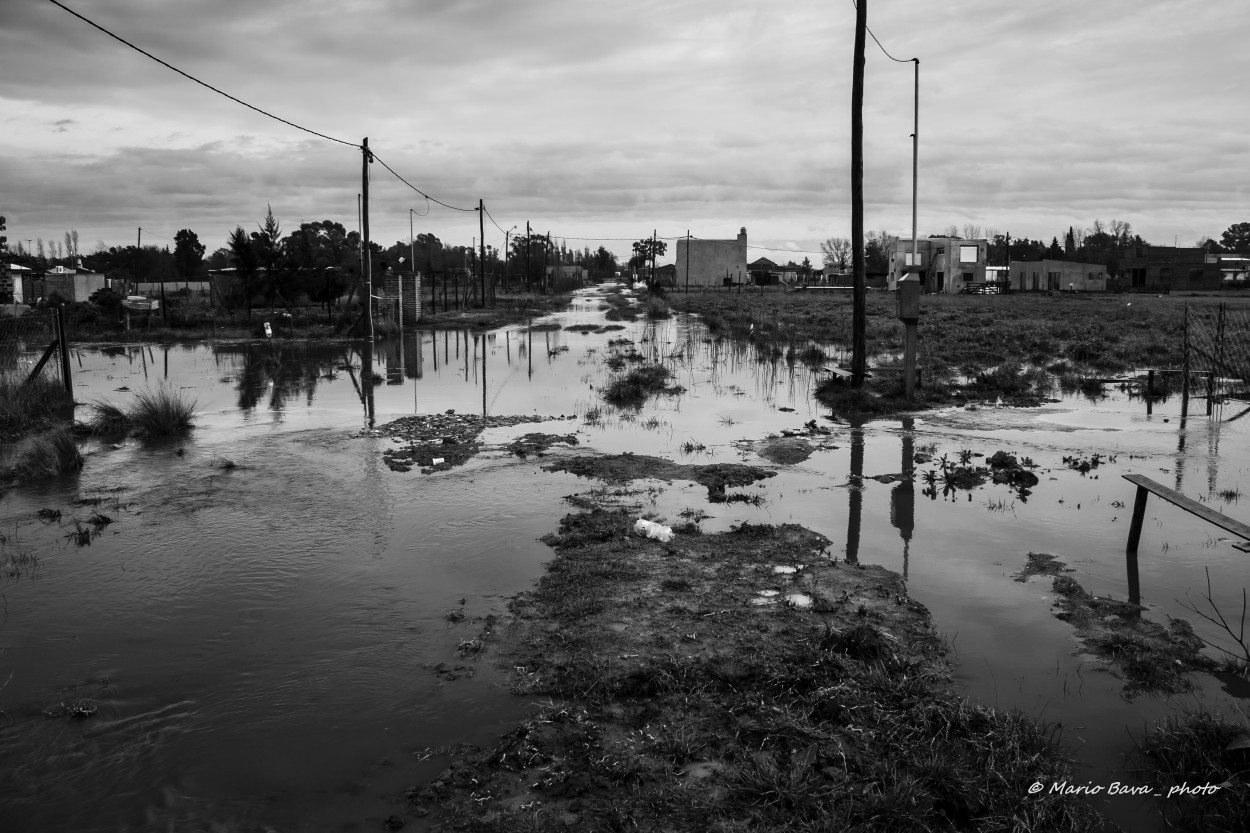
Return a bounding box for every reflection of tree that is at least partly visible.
[214,342,339,412]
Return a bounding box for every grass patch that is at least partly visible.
[87,401,131,437]
[5,427,83,481]
[601,363,676,408]
[1134,710,1250,833]
[0,375,74,437]
[130,385,198,437]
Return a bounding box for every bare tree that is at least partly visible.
[962,224,983,240]
[820,236,852,271]
[942,225,960,238]
[1109,219,1133,246]
[36,238,45,260]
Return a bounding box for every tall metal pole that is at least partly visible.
[850,0,867,387]
[910,59,919,280]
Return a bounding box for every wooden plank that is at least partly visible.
[1122,473,1250,540]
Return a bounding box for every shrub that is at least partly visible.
[0,374,74,435]
[88,401,131,436]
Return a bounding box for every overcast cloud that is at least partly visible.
[2,0,1247,262]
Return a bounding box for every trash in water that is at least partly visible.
[634,518,674,542]
[773,565,804,574]
[784,593,813,608]
[431,457,445,465]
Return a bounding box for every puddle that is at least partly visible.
[3,282,1249,831]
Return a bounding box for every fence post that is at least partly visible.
[1181,303,1190,417]
[56,304,72,395]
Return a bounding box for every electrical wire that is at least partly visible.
[371,153,477,212]
[47,0,360,149]
[849,1,916,63]
[481,205,508,236]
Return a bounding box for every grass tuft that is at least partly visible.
[130,385,198,437]
[7,427,84,480]
[88,401,131,436]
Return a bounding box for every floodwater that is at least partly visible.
[2,283,1248,831]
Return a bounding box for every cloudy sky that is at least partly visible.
[2,0,1247,264]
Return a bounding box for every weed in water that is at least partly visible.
[8,428,84,480]
[87,401,131,437]
[1217,486,1241,503]
[130,385,198,437]
[0,374,74,436]
[600,363,675,409]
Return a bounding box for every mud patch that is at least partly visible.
[400,500,1100,831]
[754,436,815,464]
[542,453,775,501]
[373,413,574,473]
[506,433,580,459]
[1022,553,1216,696]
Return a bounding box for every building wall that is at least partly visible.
[676,227,748,287]
[1009,260,1106,292]
[43,272,106,302]
[1117,245,1223,290]
[888,237,987,293]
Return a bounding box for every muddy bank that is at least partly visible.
[1016,553,1216,696]
[542,453,776,502]
[371,413,576,473]
[399,487,1101,831]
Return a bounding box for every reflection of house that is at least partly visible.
[1116,245,1224,291]
[887,237,988,293]
[675,227,748,287]
[1009,259,1107,292]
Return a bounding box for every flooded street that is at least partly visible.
[3,284,1248,831]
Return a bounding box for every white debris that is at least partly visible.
[634,518,674,542]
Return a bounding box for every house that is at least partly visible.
[1009,259,1107,292]
[747,257,779,285]
[1116,244,1224,291]
[675,227,749,287]
[887,236,988,293]
[35,265,107,303]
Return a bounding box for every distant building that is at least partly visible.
[675,227,748,287]
[1009,259,1107,292]
[1117,244,1227,291]
[35,265,107,303]
[887,236,988,293]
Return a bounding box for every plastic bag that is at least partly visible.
[634,518,673,543]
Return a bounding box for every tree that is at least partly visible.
[630,237,667,274]
[1220,222,1250,252]
[962,224,983,241]
[1047,237,1064,259]
[228,225,259,320]
[820,237,851,272]
[864,230,891,274]
[174,229,206,279]
[0,214,6,252]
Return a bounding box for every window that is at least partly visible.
[962,272,974,282]
[959,245,978,264]
[1188,269,1202,282]
[903,252,922,266]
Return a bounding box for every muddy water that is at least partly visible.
[2,284,1247,830]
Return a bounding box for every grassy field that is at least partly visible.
[663,287,1250,412]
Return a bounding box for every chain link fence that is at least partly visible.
[0,309,69,389]
[1186,302,1250,407]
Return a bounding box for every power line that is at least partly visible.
[47,0,360,149]
[371,153,477,213]
[849,1,915,63]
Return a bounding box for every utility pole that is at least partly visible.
[545,232,551,293]
[651,229,657,287]
[361,137,374,341]
[525,221,531,292]
[478,200,486,308]
[850,0,867,387]
[685,230,691,293]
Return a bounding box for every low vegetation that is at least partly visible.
[0,375,74,438]
[600,363,681,408]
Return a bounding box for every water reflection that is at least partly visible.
[890,417,916,578]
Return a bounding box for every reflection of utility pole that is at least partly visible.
[890,417,916,578]
[846,425,864,565]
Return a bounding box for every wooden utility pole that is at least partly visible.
[478,200,486,308]
[850,0,867,387]
[525,221,531,292]
[685,230,691,293]
[361,137,374,340]
[651,229,657,286]
[545,232,551,293]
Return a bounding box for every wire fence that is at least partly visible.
[1186,302,1250,406]
[0,310,68,389]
